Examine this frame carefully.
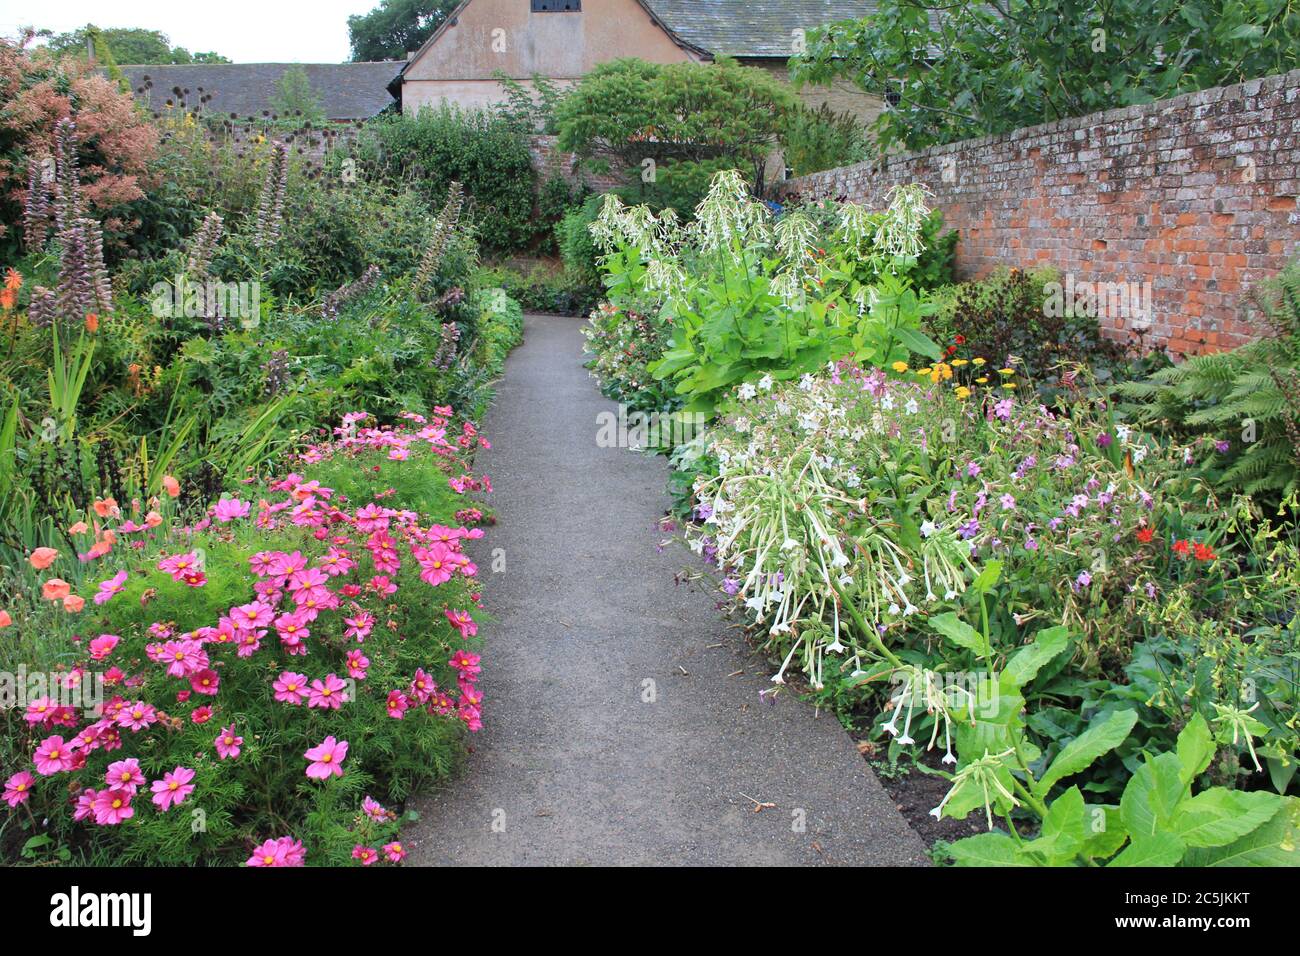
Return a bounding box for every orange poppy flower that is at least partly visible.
[28,547,59,570]
[63,594,85,613]
[42,579,71,601]
[0,610,11,627]
[92,497,119,518]
[162,476,180,498]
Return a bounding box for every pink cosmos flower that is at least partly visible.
[415,543,455,586]
[150,766,196,811]
[385,690,409,719]
[88,633,121,660]
[214,725,243,759]
[116,700,158,732]
[307,673,348,709]
[345,649,369,679]
[304,736,348,779]
[24,696,56,725]
[274,671,309,705]
[247,836,305,867]
[93,570,128,605]
[72,788,97,821]
[190,668,220,695]
[157,550,201,581]
[105,757,146,793]
[231,600,274,631]
[344,611,374,642]
[191,705,213,724]
[34,735,74,775]
[161,639,208,678]
[408,668,436,703]
[449,650,481,676]
[445,609,477,638]
[362,795,390,822]
[352,845,379,865]
[3,771,34,807]
[92,788,135,825]
[213,497,251,522]
[382,841,407,863]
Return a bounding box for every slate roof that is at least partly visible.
[642,0,880,57]
[118,62,404,120]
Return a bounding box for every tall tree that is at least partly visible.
[43,25,229,64]
[791,0,1300,153]
[271,65,326,123]
[348,0,459,62]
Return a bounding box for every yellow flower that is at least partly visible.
[916,367,933,377]
[929,362,953,384]
[975,376,989,384]
[891,361,909,373]
[972,357,987,366]
[954,386,972,399]
[998,368,1015,376]
[951,358,968,367]
[1002,382,1018,390]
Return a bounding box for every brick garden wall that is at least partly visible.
[771,70,1300,356]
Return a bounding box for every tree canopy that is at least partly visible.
[41,25,229,64]
[554,57,802,195]
[348,0,459,62]
[790,0,1300,153]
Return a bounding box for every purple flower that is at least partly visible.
[966,462,981,478]
[1098,432,1113,448]
[1215,440,1230,453]
[1024,537,1038,552]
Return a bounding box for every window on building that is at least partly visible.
[531,0,580,10]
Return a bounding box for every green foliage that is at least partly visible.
[270,65,326,125]
[792,0,1300,153]
[781,103,870,178]
[555,194,605,290]
[347,0,457,62]
[555,57,800,193]
[357,107,538,253]
[41,24,229,64]
[1119,261,1300,499]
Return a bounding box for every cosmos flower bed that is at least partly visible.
[4,408,491,866]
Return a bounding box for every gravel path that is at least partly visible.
[406,313,929,866]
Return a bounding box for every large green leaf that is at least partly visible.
[1172,789,1284,848]
[1174,713,1215,785]
[893,325,942,362]
[1037,709,1138,794]
[1108,833,1186,867]
[1001,625,1071,690]
[1182,797,1300,866]
[928,612,990,659]
[946,831,1028,866]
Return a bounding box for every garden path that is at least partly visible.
[406,313,928,866]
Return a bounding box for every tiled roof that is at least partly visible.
[642,0,880,57]
[117,62,404,120]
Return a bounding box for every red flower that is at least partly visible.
[1193,542,1217,562]
[954,334,966,345]
[1136,527,1154,544]
[1172,539,1192,557]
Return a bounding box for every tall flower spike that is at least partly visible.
[52,119,84,235]
[253,142,289,249]
[185,212,225,278]
[23,158,51,252]
[873,183,932,260]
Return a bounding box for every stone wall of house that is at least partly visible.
[771,70,1300,356]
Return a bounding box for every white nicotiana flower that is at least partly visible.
[758,374,774,391]
[920,520,936,538]
[905,398,919,415]
[737,382,757,401]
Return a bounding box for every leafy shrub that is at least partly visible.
[555,194,604,290]
[781,103,870,178]
[356,107,537,254]
[928,267,1130,387]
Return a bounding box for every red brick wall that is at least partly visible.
[771,70,1300,357]
[528,135,625,192]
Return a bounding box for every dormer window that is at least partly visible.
[531,0,580,10]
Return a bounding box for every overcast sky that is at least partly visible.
[0,0,380,62]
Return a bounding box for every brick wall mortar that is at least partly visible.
[771,70,1300,355]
